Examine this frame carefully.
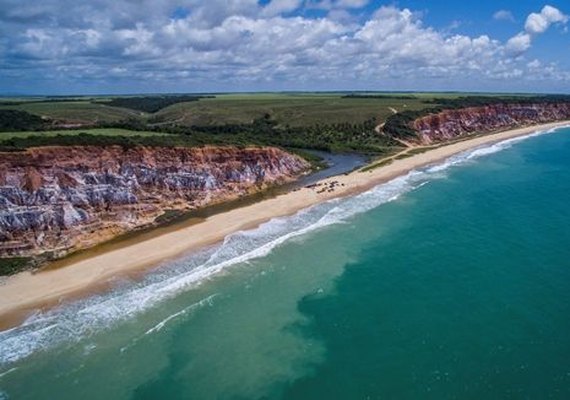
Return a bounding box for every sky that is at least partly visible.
[0,0,569,95]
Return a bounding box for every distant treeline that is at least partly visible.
[422,95,570,108]
[104,114,402,154]
[0,133,331,171]
[5,95,570,153]
[1,113,401,155]
[0,110,46,132]
[93,95,215,113]
[383,95,570,140]
[342,94,417,100]
[382,110,428,140]
[0,133,211,152]
[0,98,87,106]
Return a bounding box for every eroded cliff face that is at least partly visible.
[412,103,570,144]
[0,145,309,257]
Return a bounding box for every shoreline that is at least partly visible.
[1,120,569,329]
[40,151,367,274]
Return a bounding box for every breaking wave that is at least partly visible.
[0,125,567,368]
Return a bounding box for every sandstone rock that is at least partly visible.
[0,145,309,257]
[412,103,570,144]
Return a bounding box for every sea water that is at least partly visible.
[1,127,570,399]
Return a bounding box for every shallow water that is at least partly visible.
[293,150,368,187]
[1,127,570,399]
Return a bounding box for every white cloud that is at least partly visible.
[506,32,532,55]
[527,59,541,69]
[306,0,369,11]
[525,5,568,34]
[493,10,515,22]
[117,24,158,56]
[506,5,567,56]
[0,2,569,92]
[261,0,304,17]
[336,0,369,8]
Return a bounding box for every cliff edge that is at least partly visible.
[0,145,309,258]
[411,103,570,144]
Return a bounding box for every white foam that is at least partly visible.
[145,294,218,336]
[0,367,17,379]
[0,124,568,368]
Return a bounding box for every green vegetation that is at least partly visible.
[360,158,394,172]
[0,128,171,141]
[154,210,186,225]
[0,98,88,106]
[150,93,427,127]
[93,95,214,113]
[0,257,32,276]
[0,133,213,152]
[107,114,402,154]
[0,117,399,155]
[342,94,418,100]
[423,95,570,108]
[0,93,428,133]
[0,101,140,124]
[0,110,46,131]
[406,145,440,155]
[360,143,444,172]
[286,148,328,169]
[3,92,570,157]
[382,110,426,140]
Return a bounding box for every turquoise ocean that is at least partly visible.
[1,126,570,399]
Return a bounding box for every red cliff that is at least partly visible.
[0,145,309,257]
[412,103,570,144]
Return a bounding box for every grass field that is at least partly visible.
[1,92,553,152]
[0,101,142,123]
[0,93,437,127]
[152,93,430,127]
[154,91,536,127]
[1,92,531,128]
[0,128,171,142]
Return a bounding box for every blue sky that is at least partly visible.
[0,0,568,94]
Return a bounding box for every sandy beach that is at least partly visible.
[1,120,568,328]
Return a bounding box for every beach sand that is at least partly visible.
[1,121,568,328]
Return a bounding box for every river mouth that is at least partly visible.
[292,150,368,188]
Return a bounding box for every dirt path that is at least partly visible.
[147,115,185,127]
[391,137,415,147]
[374,106,400,133]
[374,107,414,147]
